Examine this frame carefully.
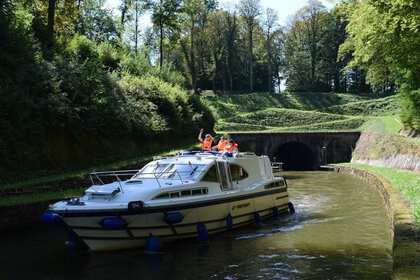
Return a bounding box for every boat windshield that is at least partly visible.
[133,162,206,181]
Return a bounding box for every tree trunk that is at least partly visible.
[47,0,56,46]
[249,23,254,92]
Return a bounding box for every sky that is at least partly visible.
[105,0,337,25]
[219,0,336,25]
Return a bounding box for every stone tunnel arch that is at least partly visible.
[273,141,316,171]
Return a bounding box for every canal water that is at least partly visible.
[1,171,393,279]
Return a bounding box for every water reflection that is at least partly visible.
[1,171,393,279]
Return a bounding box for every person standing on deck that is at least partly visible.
[198,128,214,151]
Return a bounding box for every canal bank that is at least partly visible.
[329,165,419,279]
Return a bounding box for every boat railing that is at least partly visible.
[134,169,205,184]
[89,167,205,189]
[89,170,139,191]
[271,162,284,172]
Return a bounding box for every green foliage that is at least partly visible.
[290,118,366,132]
[339,0,420,130]
[150,63,186,87]
[323,95,400,116]
[216,122,268,132]
[76,0,119,43]
[234,108,348,128]
[119,51,153,76]
[361,116,404,135]
[399,88,420,131]
[0,8,212,183]
[97,41,121,71]
[117,74,208,136]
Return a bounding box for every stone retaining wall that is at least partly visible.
[351,132,420,172]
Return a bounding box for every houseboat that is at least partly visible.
[41,151,294,251]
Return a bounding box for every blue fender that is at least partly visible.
[273,207,280,217]
[226,214,233,230]
[197,222,208,242]
[145,234,163,253]
[253,212,262,227]
[288,202,295,214]
[40,213,60,225]
[163,212,184,224]
[100,218,127,229]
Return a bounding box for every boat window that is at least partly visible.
[153,188,208,200]
[170,192,180,198]
[264,180,286,189]
[181,190,191,196]
[201,165,218,182]
[230,164,249,181]
[216,161,232,190]
[133,163,205,181]
[155,193,170,199]
[192,188,207,195]
[133,163,170,179]
[159,164,176,179]
[162,163,206,181]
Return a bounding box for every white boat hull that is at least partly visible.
[59,190,290,251]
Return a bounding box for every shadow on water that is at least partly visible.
[1,171,393,280]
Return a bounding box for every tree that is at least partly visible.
[77,0,118,43]
[239,0,261,92]
[118,0,131,39]
[47,0,56,46]
[179,0,216,91]
[297,0,327,91]
[132,0,144,53]
[150,0,181,68]
[283,0,350,92]
[339,0,420,130]
[326,6,350,93]
[204,10,227,90]
[223,8,239,91]
[262,8,279,93]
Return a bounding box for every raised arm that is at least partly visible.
[198,128,204,142]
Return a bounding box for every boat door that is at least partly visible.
[215,160,233,190]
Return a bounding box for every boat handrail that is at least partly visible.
[177,150,223,157]
[88,167,206,187]
[89,170,139,188]
[271,162,284,172]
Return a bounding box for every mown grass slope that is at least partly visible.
[202,92,400,134]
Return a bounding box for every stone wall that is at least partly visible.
[351,132,420,172]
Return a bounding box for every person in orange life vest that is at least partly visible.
[198,128,214,151]
[224,140,238,153]
[211,136,228,151]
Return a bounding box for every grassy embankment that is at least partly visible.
[202,91,398,132]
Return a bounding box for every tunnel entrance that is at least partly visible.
[274,142,316,171]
